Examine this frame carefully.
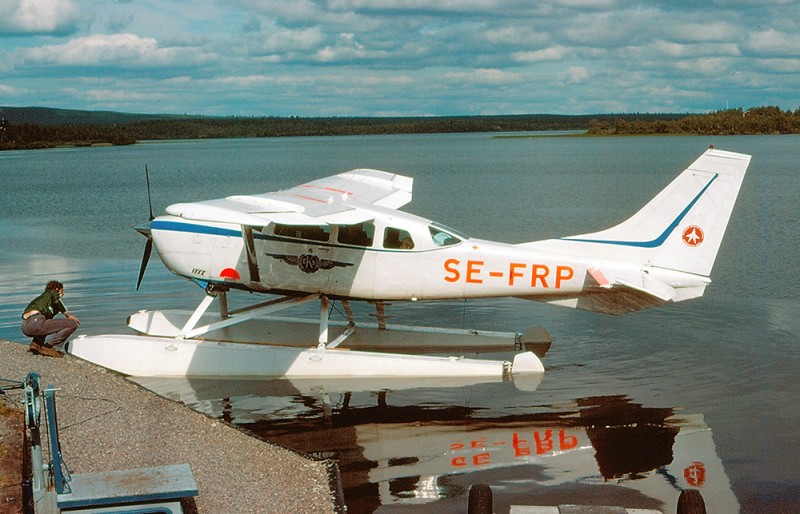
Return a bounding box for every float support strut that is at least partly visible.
[318,295,330,349]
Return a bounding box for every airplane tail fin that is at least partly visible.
[563,148,750,276]
[518,148,750,314]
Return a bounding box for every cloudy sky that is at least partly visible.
[1,0,798,116]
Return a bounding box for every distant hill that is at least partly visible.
[1,106,683,128]
[7,105,796,150]
[0,106,688,150]
[0,106,176,125]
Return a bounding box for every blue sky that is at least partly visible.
[1,0,798,116]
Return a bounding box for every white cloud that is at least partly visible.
[513,45,571,62]
[0,83,19,95]
[638,84,704,100]
[20,33,212,69]
[484,26,549,47]
[748,29,800,56]
[674,57,735,75]
[0,0,83,35]
[214,71,412,89]
[315,32,391,62]
[654,40,741,58]
[443,68,524,85]
[329,0,498,11]
[246,24,326,55]
[560,9,653,46]
[755,58,800,73]
[666,21,740,43]
[329,0,614,14]
[241,0,367,27]
[75,88,163,103]
[562,66,590,85]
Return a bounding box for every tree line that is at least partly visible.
[588,106,800,135]
[1,107,797,150]
[0,119,136,149]
[0,113,624,149]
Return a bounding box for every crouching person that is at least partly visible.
[21,280,81,358]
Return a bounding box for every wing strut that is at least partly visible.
[241,226,261,284]
[320,296,356,349]
[178,292,318,339]
[318,296,330,348]
[175,292,356,349]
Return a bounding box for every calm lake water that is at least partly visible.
[1,134,798,513]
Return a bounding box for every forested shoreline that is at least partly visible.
[587,106,800,136]
[1,106,798,150]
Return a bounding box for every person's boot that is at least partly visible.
[30,342,63,358]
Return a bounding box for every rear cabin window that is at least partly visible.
[273,224,330,242]
[383,227,415,250]
[337,222,375,247]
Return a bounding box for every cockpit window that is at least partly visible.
[337,222,375,247]
[384,227,415,250]
[429,224,463,247]
[273,224,330,242]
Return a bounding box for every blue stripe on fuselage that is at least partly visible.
[560,172,718,248]
[151,220,246,238]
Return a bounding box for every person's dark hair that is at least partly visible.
[45,280,64,291]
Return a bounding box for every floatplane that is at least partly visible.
[70,147,750,378]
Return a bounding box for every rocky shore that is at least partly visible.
[0,339,337,513]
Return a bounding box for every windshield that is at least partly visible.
[429,223,466,247]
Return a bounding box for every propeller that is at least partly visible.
[135,165,155,290]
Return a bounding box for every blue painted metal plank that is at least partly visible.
[56,464,197,509]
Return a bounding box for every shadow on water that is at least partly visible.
[132,376,738,514]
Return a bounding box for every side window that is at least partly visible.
[429,225,462,247]
[337,222,375,247]
[273,224,330,242]
[383,227,415,250]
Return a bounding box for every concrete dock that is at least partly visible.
[0,339,337,513]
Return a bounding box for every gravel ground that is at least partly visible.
[0,339,337,513]
[1,395,25,513]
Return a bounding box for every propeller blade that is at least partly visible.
[136,236,153,290]
[145,164,154,221]
[137,165,155,290]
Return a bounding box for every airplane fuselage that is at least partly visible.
[150,211,592,302]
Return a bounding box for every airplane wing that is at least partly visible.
[165,169,413,226]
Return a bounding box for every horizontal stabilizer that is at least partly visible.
[617,274,677,302]
[587,266,678,301]
[522,287,668,316]
[519,266,708,315]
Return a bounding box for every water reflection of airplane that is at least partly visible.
[72,148,749,379]
[132,378,738,514]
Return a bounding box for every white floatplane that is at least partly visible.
[69,147,750,378]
